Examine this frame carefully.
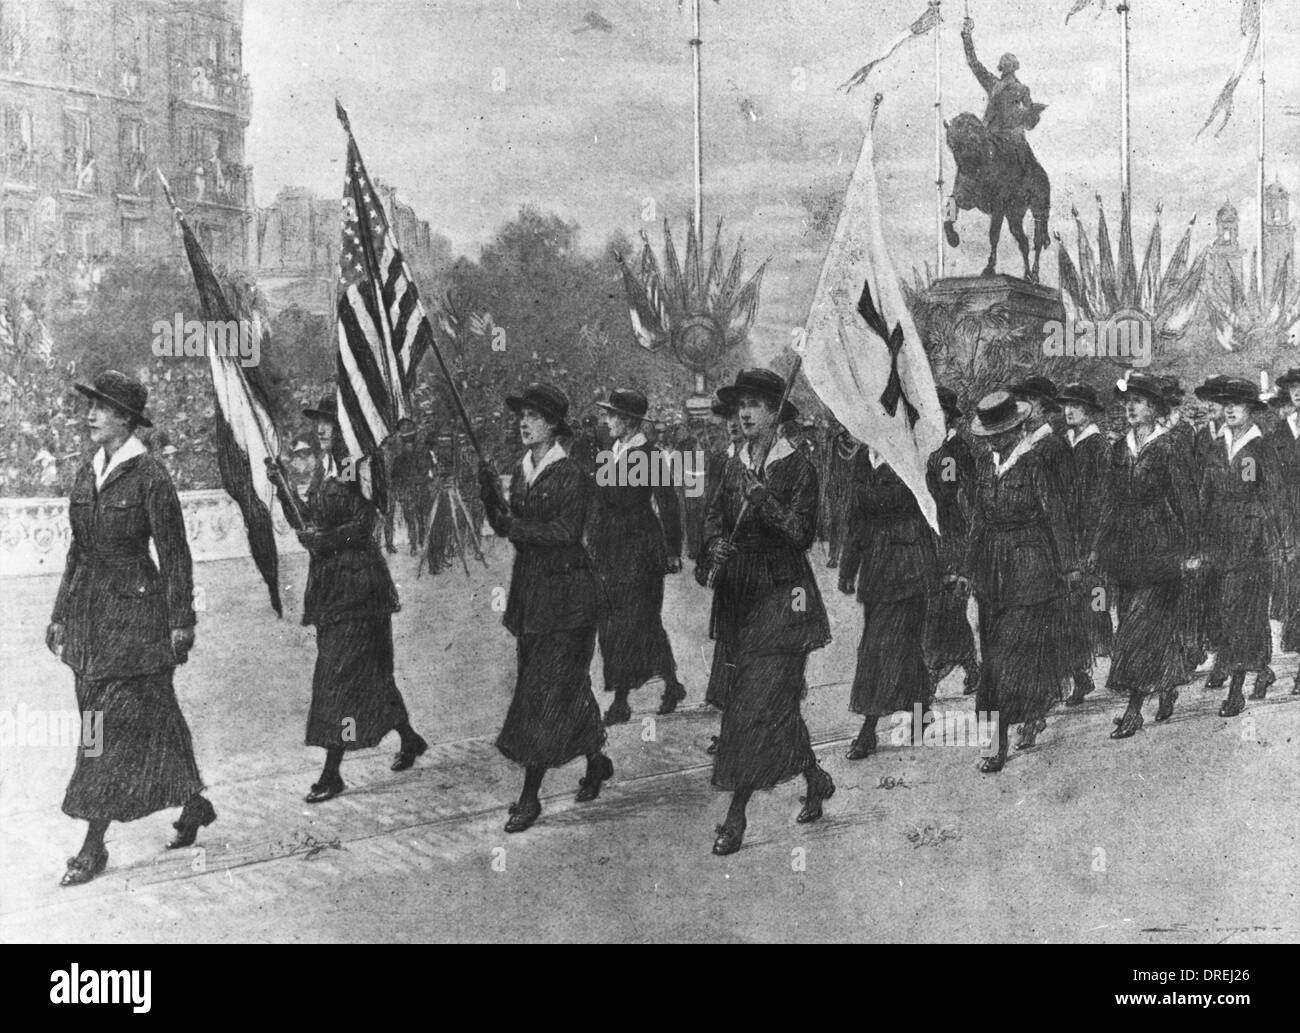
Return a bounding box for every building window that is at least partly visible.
[2,105,34,178]
[121,216,145,255]
[1,1,32,73]
[119,117,147,194]
[63,214,94,259]
[3,208,32,258]
[62,109,97,191]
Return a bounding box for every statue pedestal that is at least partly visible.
[924,274,1064,325]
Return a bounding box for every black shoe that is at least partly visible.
[712,819,746,856]
[1015,718,1046,750]
[1155,689,1179,722]
[796,767,835,824]
[705,735,719,755]
[504,798,542,833]
[657,682,687,716]
[978,752,1005,773]
[391,733,428,772]
[60,846,109,887]
[846,731,877,761]
[1110,712,1144,739]
[1250,668,1276,701]
[1206,668,1228,690]
[575,755,614,803]
[167,796,217,849]
[1064,689,1088,707]
[826,557,839,569]
[603,698,632,726]
[1218,694,1246,718]
[305,774,344,803]
[1065,671,1094,706]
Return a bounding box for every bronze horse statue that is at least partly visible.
[943,112,1051,283]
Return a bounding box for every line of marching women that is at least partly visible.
[43,365,1300,877]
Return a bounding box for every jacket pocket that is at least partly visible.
[102,497,144,540]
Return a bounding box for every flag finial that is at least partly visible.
[335,99,352,135]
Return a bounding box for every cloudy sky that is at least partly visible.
[244,0,1300,360]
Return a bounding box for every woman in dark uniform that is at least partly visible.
[1195,377,1294,714]
[477,383,613,833]
[1058,383,1112,705]
[924,387,979,694]
[698,369,833,855]
[1269,368,1300,692]
[1088,373,1198,738]
[957,391,1077,771]
[46,370,215,886]
[589,388,686,724]
[838,442,938,759]
[290,394,427,803]
[699,394,740,754]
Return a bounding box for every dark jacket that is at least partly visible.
[926,431,976,573]
[588,441,682,584]
[1065,427,1109,554]
[699,447,831,655]
[1200,428,1293,573]
[300,462,400,627]
[391,446,433,503]
[963,442,1076,610]
[53,449,194,679]
[1091,428,1197,587]
[493,453,602,637]
[839,453,937,603]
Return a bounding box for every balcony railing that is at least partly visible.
[171,63,252,119]
[172,160,252,208]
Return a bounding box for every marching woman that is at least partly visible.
[924,387,979,695]
[477,383,613,833]
[1195,378,1295,714]
[838,441,938,759]
[589,388,687,724]
[957,391,1078,771]
[47,370,215,886]
[289,394,427,803]
[698,369,833,855]
[1268,368,1300,692]
[699,394,741,753]
[1089,373,1199,739]
[1058,383,1112,705]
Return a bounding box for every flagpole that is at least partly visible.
[691,0,704,240]
[1257,0,1266,304]
[934,1,945,278]
[1118,1,1131,203]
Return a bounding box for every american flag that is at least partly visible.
[334,101,434,505]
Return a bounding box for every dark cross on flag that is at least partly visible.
[856,278,919,428]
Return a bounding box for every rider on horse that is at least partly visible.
[961,16,1046,176]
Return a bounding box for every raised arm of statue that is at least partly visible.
[962,26,996,94]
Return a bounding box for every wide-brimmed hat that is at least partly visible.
[595,388,649,423]
[506,382,571,436]
[74,369,153,428]
[1195,376,1268,410]
[1057,382,1103,412]
[971,390,1032,437]
[303,393,339,423]
[1114,371,1170,411]
[1011,375,1061,412]
[716,368,798,422]
[1275,367,1300,391]
[710,392,736,418]
[936,386,963,418]
[1157,375,1185,404]
[1192,374,1233,402]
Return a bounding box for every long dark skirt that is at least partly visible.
[923,584,976,675]
[851,595,930,716]
[308,617,409,750]
[705,637,734,711]
[598,575,678,694]
[1064,576,1114,668]
[1213,564,1273,672]
[63,671,204,823]
[712,650,814,792]
[1106,580,1184,695]
[498,626,605,768]
[975,598,1068,726]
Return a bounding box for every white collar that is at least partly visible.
[1027,421,1053,446]
[522,440,566,485]
[1224,422,1262,462]
[93,434,147,490]
[741,435,795,472]
[1287,412,1299,439]
[1126,421,1168,458]
[725,442,736,459]
[945,427,957,443]
[611,431,647,461]
[993,433,1037,477]
[1066,423,1100,448]
[867,446,886,469]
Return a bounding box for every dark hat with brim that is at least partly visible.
[1158,376,1185,404]
[710,392,736,418]
[936,386,963,418]
[1195,377,1268,410]
[1192,374,1232,402]
[506,382,571,437]
[716,368,798,423]
[971,390,1032,437]
[1115,372,1170,411]
[75,369,153,428]
[1057,382,1103,412]
[1274,367,1300,390]
[303,393,339,423]
[1012,375,1061,412]
[595,388,649,423]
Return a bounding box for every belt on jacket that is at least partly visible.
[79,550,153,567]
